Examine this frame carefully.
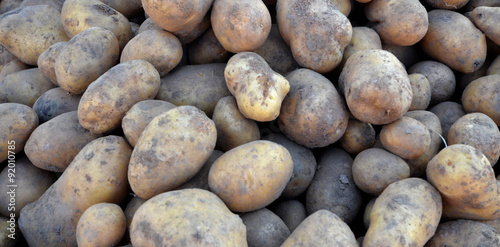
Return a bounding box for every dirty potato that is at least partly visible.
[408,61,456,104]
[0,68,56,107]
[0,103,38,163]
[76,203,126,247]
[37,42,67,86]
[380,116,432,159]
[462,74,500,126]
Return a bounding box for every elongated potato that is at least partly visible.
[78,60,160,134]
[0,103,38,163]
[462,74,500,126]
[37,42,67,86]
[32,87,81,124]
[472,6,500,46]
[0,68,56,107]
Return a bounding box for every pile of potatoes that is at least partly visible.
[1,0,500,246]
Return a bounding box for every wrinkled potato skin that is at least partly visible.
[421,10,487,73]
[130,189,247,247]
[33,87,82,124]
[278,69,348,148]
[225,52,290,122]
[462,74,500,126]
[129,106,217,199]
[19,136,131,247]
[0,103,38,163]
[78,60,160,134]
[37,42,67,86]
[408,61,456,104]
[240,208,290,247]
[0,68,56,107]
[0,5,69,65]
[188,28,230,65]
[472,7,500,46]
[364,178,442,247]
[76,203,126,247]
[339,118,376,155]
[55,27,119,95]
[425,220,500,247]
[277,0,352,73]
[408,73,431,111]
[270,200,307,233]
[0,59,29,81]
[380,116,432,159]
[208,140,293,212]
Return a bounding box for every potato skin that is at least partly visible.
[37,42,67,86]
[462,74,500,126]
[130,189,247,247]
[339,118,376,155]
[76,203,126,247]
[175,150,224,191]
[0,103,38,163]
[408,73,431,111]
[339,26,382,73]
[425,0,470,9]
[408,61,456,104]
[380,116,432,159]
[429,101,466,140]
[240,208,290,247]
[472,6,500,46]
[0,59,29,81]
[188,28,230,65]
[0,44,17,73]
[425,220,500,247]
[0,68,56,107]
[78,60,160,134]
[32,87,81,124]
[270,200,307,233]
[129,106,217,199]
[208,140,293,212]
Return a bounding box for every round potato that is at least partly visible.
[0,68,56,107]
[37,42,67,86]
[380,116,432,159]
[32,87,81,124]
[462,74,500,126]
[240,208,290,247]
[76,203,126,247]
[408,60,456,104]
[408,73,431,111]
[0,104,38,163]
[270,200,307,233]
[339,118,376,155]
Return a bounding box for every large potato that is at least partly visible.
[462,74,500,126]
[78,60,160,134]
[408,61,456,104]
[0,5,69,65]
[32,87,81,124]
[0,104,38,163]
[240,208,290,247]
[425,220,500,246]
[128,106,217,199]
[76,203,126,247]
[0,68,56,107]
[380,116,432,159]
[37,42,67,86]
[208,140,293,212]
[130,189,247,247]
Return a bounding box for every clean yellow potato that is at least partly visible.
[76,203,126,247]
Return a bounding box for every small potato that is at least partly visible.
[306,148,363,224]
[241,208,290,247]
[37,42,67,86]
[270,200,307,233]
[421,9,487,73]
[339,118,376,155]
[98,0,142,18]
[78,60,160,134]
[0,5,69,65]
[462,74,500,126]
[339,49,412,125]
[211,0,271,53]
[0,68,56,107]
[472,6,500,46]
[429,101,466,140]
[24,111,102,172]
[120,29,183,77]
[278,69,348,148]
[448,113,500,166]
[408,73,431,111]
[61,0,132,50]
[188,28,230,65]
[408,61,456,104]
[130,189,247,247]
[175,150,224,191]
[352,148,410,196]
[225,52,290,122]
[129,106,217,199]
[32,87,81,124]
[208,140,293,212]
[281,210,358,247]
[0,59,30,81]
[425,220,500,247]
[277,0,352,73]
[365,0,428,46]
[122,100,176,147]
[55,27,119,95]
[380,116,431,159]
[338,26,382,73]
[0,103,38,163]
[424,0,470,9]
[76,203,126,247]
[213,96,260,151]
[363,178,442,247]
[156,63,231,117]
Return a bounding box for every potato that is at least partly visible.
[130,189,247,247]
[188,28,230,65]
[129,106,216,199]
[429,101,466,140]
[276,0,352,73]
[78,60,160,134]
[481,217,500,234]
[339,118,376,155]
[0,0,22,14]
[338,26,382,73]
[425,220,500,247]
[0,5,69,65]
[225,52,290,122]
[408,61,456,104]
[408,73,431,111]
[76,203,126,247]
[281,210,358,247]
[488,54,500,75]
[427,144,500,220]
[363,178,442,247]
[156,63,231,117]
[120,29,183,77]
[0,155,57,216]
[122,100,176,147]
[19,136,131,246]
[61,0,132,50]
[0,103,38,163]
[37,42,67,86]
[240,208,290,247]
[175,150,224,191]
[137,18,163,34]
[363,197,376,229]
[339,49,412,125]
[380,116,432,159]
[24,111,102,172]
[208,140,293,212]
[123,196,146,243]
[211,0,271,53]
[365,0,428,46]
[0,216,16,247]
[0,59,29,81]
[352,148,410,196]
[262,133,316,198]
[32,87,81,124]
[0,44,16,72]
[278,69,348,148]
[0,68,56,106]
[421,10,487,73]
[424,0,470,9]
[270,200,307,233]
[464,0,500,11]
[213,96,260,151]
[382,43,425,69]
[471,6,500,46]
[19,0,65,11]
[306,147,363,224]
[98,0,143,18]
[462,74,500,126]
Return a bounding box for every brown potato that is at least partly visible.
[472,6,500,46]
[78,60,161,134]
[76,203,126,247]
[277,0,352,73]
[380,116,432,159]
[0,103,38,163]
[129,106,217,199]
[425,220,500,247]
[270,200,307,233]
[339,26,382,73]
[0,68,56,107]
[208,140,293,212]
[240,208,290,247]
[424,0,470,9]
[408,73,431,111]
[98,0,142,18]
[462,74,500,125]
[37,42,67,86]
[32,87,81,124]
[0,59,30,81]
[339,118,376,155]
[421,9,487,73]
[408,61,456,104]
[188,28,230,65]
[137,18,163,34]
[175,150,224,191]
[120,29,183,77]
[429,101,466,140]
[0,5,69,65]
[278,69,348,148]
[55,27,119,95]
